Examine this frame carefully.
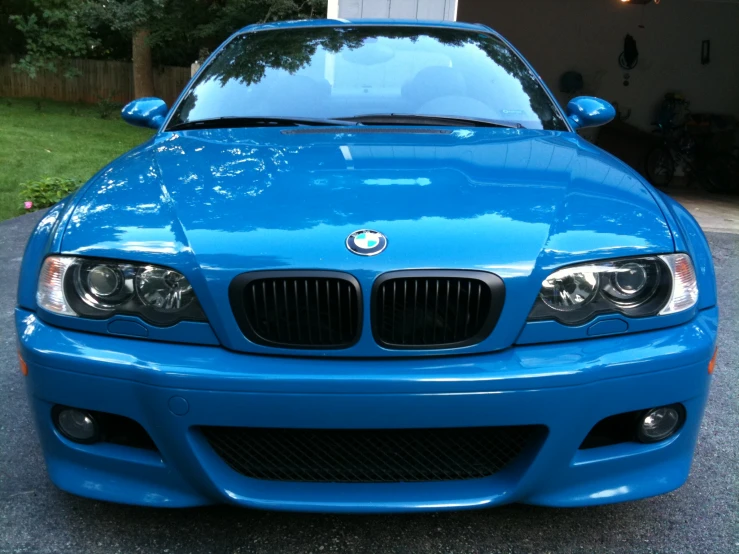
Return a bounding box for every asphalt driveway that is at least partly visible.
[1,211,737,554]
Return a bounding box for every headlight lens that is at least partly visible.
[74,262,135,310]
[539,268,600,312]
[528,254,698,325]
[37,256,206,325]
[136,266,196,312]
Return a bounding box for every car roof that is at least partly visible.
[236,18,497,37]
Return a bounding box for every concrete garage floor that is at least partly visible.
[668,190,739,235]
[1,197,738,554]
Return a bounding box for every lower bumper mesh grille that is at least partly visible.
[201,425,544,483]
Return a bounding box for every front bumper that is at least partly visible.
[16,307,717,512]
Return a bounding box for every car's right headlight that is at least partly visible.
[527,253,698,325]
[37,256,207,326]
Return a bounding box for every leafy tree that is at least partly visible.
[9,0,328,98]
[9,0,97,78]
[192,0,327,52]
[84,0,168,97]
[0,0,31,57]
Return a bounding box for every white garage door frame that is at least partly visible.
[327,0,459,21]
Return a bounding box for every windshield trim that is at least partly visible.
[161,24,573,133]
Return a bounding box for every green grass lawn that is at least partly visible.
[0,98,154,222]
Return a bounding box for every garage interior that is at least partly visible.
[330,0,739,230]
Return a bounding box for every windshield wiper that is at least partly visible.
[337,113,524,129]
[167,116,360,131]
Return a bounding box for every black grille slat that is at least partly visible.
[444,279,450,343]
[433,279,440,343]
[336,281,342,338]
[314,280,322,344]
[282,281,291,343]
[373,271,504,349]
[475,283,482,330]
[325,281,331,339]
[454,281,461,342]
[392,281,397,343]
[423,280,429,345]
[304,280,313,345]
[261,282,269,338]
[202,425,544,483]
[380,285,386,342]
[271,281,281,342]
[464,281,471,337]
[402,281,408,345]
[347,283,354,337]
[293,280,302,342]
[413,279,419,345]
[230,271,362,349]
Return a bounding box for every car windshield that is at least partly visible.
[168,26,568,131]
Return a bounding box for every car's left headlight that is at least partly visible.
[527,253,698,325]
[36,256,207,325]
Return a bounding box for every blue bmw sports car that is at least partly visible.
[16,19,718,512]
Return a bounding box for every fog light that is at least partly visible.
[54,407,100,443]
[637,405,684,443]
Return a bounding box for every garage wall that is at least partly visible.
[329,0,457,20]
[458,0,739,130]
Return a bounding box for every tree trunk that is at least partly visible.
[132,28,155,98]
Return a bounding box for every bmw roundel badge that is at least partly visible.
[346,229,387,256]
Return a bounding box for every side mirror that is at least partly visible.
[566,96,616,130]
[121,97,168,129]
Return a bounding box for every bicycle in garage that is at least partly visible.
[645,96,738,193]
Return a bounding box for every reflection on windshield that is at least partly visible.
[170,26,568,131]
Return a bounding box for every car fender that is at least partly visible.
[657,192,717,311]
[17,200,74,310]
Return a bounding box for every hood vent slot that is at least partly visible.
[281,128,453,135]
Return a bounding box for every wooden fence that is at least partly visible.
[0,56,191,106]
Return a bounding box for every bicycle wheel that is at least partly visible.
[700,153,733,193]
[646,146,675,186]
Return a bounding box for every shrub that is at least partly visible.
[96,93,121,120]
[19,177,83,211]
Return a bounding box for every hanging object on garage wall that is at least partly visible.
[620,35,639,69]
[619,34,639,86]
[701,40,711,65]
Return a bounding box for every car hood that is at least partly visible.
[61,127,674,354]
[63,127,673,268]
